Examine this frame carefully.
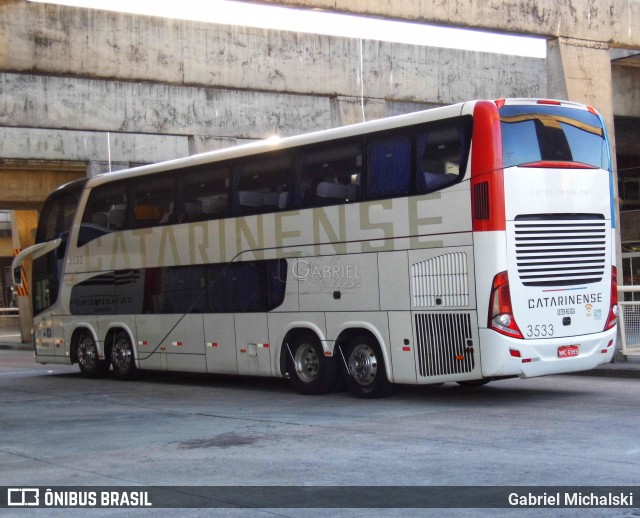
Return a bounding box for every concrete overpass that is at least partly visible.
[0,0,638,336]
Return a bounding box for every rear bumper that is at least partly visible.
[479,327,617,378]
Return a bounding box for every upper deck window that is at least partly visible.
[500,105,610,170]
[36,180,86,244]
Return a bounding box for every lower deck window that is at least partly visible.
[69,259,287,315]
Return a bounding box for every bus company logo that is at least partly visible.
[291,257,361,290]
[7,488,40,507]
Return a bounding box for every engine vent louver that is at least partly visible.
[411,252,469,308]
[414,312,474,377]
[514,215,606,287]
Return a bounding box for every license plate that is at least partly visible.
[558,345,579,358]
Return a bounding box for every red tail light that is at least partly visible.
[488,271,523,339]
[604,266,618,331]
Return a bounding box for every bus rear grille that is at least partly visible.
[514,215,606,287]
[414,312,474,377]
[411,252,469,308]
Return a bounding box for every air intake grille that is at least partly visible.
[411,252,469,308]
[415,312,474,377]
[514,215,606,287]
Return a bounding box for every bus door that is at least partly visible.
[28,241,68,361]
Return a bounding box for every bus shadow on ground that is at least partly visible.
[49,367,589,405]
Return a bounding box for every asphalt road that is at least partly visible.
[0,348,638,517]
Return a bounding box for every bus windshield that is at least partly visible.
[500,104,609,170]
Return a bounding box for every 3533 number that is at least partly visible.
[526,324,554,338]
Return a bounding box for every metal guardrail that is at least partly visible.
[618,286,640,357]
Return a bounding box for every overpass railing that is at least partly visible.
[619,286,640,357]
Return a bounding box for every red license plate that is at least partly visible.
[558,345,579,358]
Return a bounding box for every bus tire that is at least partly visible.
[76,332,110,378]
[344,334,391,399]
[286,332,337,395]
[110,331,138,380]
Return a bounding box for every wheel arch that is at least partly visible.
[69,325,100,365]
[334,325,393,383]
[277,324,326,378]
[102,323,138,366]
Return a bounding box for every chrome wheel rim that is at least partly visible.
[348,343,378,386]
[112,337,132,371]
[294,343,320,383]
[77,336,97,370]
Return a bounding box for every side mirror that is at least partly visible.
[13,266,22,286]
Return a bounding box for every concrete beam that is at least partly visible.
[0,126,191,164]
[0,3,546,105]
[0,73,332,139]
[0,160,85,210]
[256,0,640,48]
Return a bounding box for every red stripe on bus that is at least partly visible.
[471,100,506,232]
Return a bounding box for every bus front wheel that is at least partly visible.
[286,333,337,395]
[76,333,110,378]
[110,331,138,380]
[344,334,391,398]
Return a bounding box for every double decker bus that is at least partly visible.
[13,98,618,397]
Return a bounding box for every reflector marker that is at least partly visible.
[207,342,219,347]
[402,346,411,352]
[172,341,183,347]
[138,340,148,347]
[257,343,269,348]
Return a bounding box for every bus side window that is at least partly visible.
[297,141,362,208]
[367,133,411,198]
[179,166,230,223]
[234,155,292,216]
[416,119,470,193]
[78,181,129,246]
[130,175,176,228]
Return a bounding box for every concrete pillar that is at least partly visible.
[11,210,38,343]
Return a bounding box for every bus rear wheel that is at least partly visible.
[344,334,391,398]
[110,331,138,380]
[76,333,110,378]
[286,333,337,395]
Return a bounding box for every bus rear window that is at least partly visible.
[500,105,610,170]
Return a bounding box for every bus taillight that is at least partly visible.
[604,266,618,331]
[488,271,523,339]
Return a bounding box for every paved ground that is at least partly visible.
[0,343,639,517]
